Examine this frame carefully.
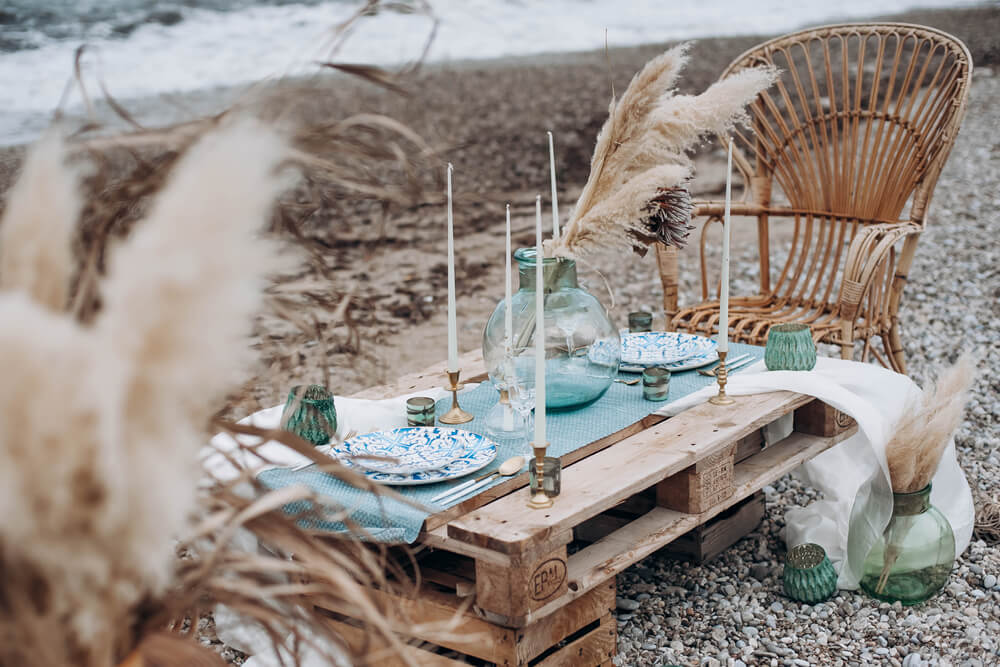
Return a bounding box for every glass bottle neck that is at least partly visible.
[892,485,931,516]
[514,247,578,291]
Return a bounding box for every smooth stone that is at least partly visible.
[983,574,997,589]
[616,597,641,612]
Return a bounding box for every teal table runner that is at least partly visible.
[258,343,763,543]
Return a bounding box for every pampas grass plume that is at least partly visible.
[0,119,295,665]
[554,45,777,260]
[0,130,82,311]
[886,354,976,493]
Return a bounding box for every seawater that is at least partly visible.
[0,0,978,145]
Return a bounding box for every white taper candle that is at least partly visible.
[534,195,546,446]
[504,204,514,431]
[718,140,732,353]
[547,131,560,239]
[446,163,459,371]
[504,204,513,350]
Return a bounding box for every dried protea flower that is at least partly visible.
[629,186,694,256]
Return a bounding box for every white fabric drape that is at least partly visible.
[655,357,974,588]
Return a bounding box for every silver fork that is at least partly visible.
[697,354,754,377]
[290,430,357,471]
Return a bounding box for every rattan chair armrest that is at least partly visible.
[691,200,765,218]
[838,223,921,318]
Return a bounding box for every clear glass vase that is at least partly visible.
[482,248,620,411]
[855,484,955,605]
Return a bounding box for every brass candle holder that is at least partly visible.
[527,444,554,509]
[708,349,736,405]
[439,369,474,424]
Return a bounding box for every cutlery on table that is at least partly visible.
[697,354,755,377]
[290,430,357,471]
[614,377,640,385]
[431,455,526,505]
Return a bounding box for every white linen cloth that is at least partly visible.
[654,357,975,588]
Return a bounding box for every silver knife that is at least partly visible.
[434,475,498,506]
[727,356,759,373]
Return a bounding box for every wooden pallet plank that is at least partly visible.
[515,580,615,664]
[475,544,570,620]
[423,413,665,533]
[447,391,813,554]
[490,424,856,626]
[656,443,737,513]
[324,617,471,666]
[794,398,856,437]
[532,613,616,667]
[665,491,765,562]
[315,586,513,663]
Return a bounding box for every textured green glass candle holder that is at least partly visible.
[783,543,838,604]
[765,323,817,371]
[282,384,337,447]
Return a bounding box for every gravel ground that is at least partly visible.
[608,69,1000,667]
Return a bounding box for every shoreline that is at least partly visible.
[0,4,997,156]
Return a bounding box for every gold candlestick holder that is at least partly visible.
[527,443,554,509]
[708,349,736,405]
[439,369,474,424]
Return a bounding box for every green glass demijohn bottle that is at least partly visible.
[855,484,955,606]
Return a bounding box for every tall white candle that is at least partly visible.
[534,195,546,446]
[504,204,515,431]
[446,163,458,371]
[718,140,733,354]
[505,204,513,350]
[547,131,560,239]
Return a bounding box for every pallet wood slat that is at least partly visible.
[446,391,813,555]
[665,491,766,562]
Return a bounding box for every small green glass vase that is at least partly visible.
[765,323,817,371]
[281,384,337,447]
[783,543,838,603]
[856,484,955,606]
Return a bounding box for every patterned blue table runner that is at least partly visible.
[258,343,763,543]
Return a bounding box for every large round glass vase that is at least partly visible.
[482,248,620,411]
[854,484,955,606]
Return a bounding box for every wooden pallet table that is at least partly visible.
[323,350,857,666]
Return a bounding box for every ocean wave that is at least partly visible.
[0,0,979,145]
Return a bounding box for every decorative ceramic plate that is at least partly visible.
[619,331,717,368]
[618,347,720,373]
[333,428,497,486]
[331,427,470,474]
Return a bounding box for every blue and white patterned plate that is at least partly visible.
[620,331,717,367]
[618,346,719,373]
[332,428,497,485]
[332,427,469,474]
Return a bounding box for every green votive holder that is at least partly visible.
[765,323,817,371]
[628,311,653,333]
[783,543,838,604]
[406,396,436,427]
[281,384,337,447]
[642,367,670,401]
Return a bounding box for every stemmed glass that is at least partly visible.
[484,351,532,445]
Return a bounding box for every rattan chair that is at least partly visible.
[657,23,972,372]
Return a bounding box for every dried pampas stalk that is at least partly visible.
[886,354,976,494]
[875,354,976,594]
[0,119,297,666]
[552,44,777,260]
[0,130,83,311]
